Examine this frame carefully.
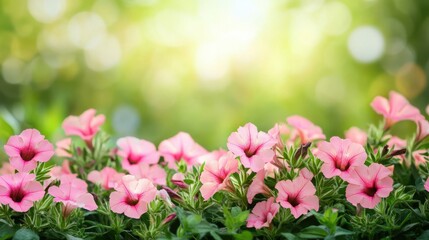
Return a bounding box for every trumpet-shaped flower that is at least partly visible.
[48,176,97,215]
[200,152,238,200]
[246,197,279,229]
[117,137,159,172]
[287,115,325,144]
[247,170,271,204]
[345,163,393,209]
[128,164,166,186]
[0,173,44,212]
[159,132,208,169]
[55,138,72,158]
[314,137,367,180]
[275,169,319,218]
[345,127,367,146]
[88,167,125,190]
[109,175,157,219]
[371,91,423,129]
[62,109,105,145]
[227,123,276,172]
[4,129,54,172]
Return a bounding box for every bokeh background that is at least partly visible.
[0,0,428,149]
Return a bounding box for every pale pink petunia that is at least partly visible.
[246,197,279,229]
[268,123,289,148]
[196,149,227,165]
[287,115,326,144]
[55,138,72,158]
[44,160,77,188]
[425,178,429,192]
[345,127,367,146]
[200,152,238,200]
[370,91,424,129]
[62,109,105,146]
[109,175,157,219]
[275,169,319,218]
[387,136,406,150]
[159,132,208,169]
[247,170,271,204]
[345,163,393,209]
[48,176,97,216]
[4,129,54,172]
[88,167,125,190]
[128,164,166,186]
[157,189,174,208]
[314,137,367,180]
[0,173,44,212]
[416,119,429,142]
[413,150,427,167]
[0,163,15,175]
[117,136,159,172]
[227,123,276,172]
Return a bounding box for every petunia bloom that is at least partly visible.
[314,137,367,180]
[128,164,166,186]
[275,169,319,218]
[0,173,45,212]
[117,137,159,172]
[246,197,279,229]
[159,132,208,169]
[4,129,54,172]
[247,170,271,204]
[345,127,367,146]
[371,91,424,129]
[345,163,393,209]
[109,175,157,219]
[44,160,77,188]
[55,138,72,158]
[62,109,105,146]
[287,115,326,144]
[227,123,276,172]
[200,152,238,200]
[88,167,125,190]
[48,176,97,216]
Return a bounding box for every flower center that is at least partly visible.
[334,158,351,171]
[125,197,139,206]
[127,154,141,165]
[364,185,378,197]
[288,196,300,207]
[10,187,25,203]
[20,148,36,162]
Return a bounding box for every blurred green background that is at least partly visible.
[0,0,428,149]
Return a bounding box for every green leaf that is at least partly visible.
[186,214,202,226]
[334,227,354,237]
[234,231,253,240]
[13,229,39,240]
[65,234,84,240]
[0,223,16,240]
[297,226,328,239]
[223,207,249,233]
[281,233,300,240]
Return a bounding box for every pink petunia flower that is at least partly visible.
[62,109,105,146]
[345,163,393,209]
[200,152,238,200]
[44,160,77,188]
[287,115,326,144]
[159,132,208,169]
[196,149,227,165]
[128,164,166,186]
[55,138,72,158]
[117,137,160,172]
[314,137,367,180]
[268,123,290,148]
[0,173,44,212]
[275,168,319,218]
[4,129,54,172]
[227,123,276,172]
[246,197,279,229]
[247,170,271,204]
[345,127,367,146]
[425,178,429,192]
[48,176,97,216]
[416,119,429,142]
[171,173,187,188]
[109,175,157,219]
[413,151,427,167]
[88,167,125,190]
[371,91,424,129]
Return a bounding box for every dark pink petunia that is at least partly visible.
[246,197,279,229]
[371,91,423,129]
[0,173,45,212]
[4,129,54,172]
[159,132,208,169]
[345,163,393,209]
[275,169,319,218]
[227,123,276,172]
[314,137,367,180]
